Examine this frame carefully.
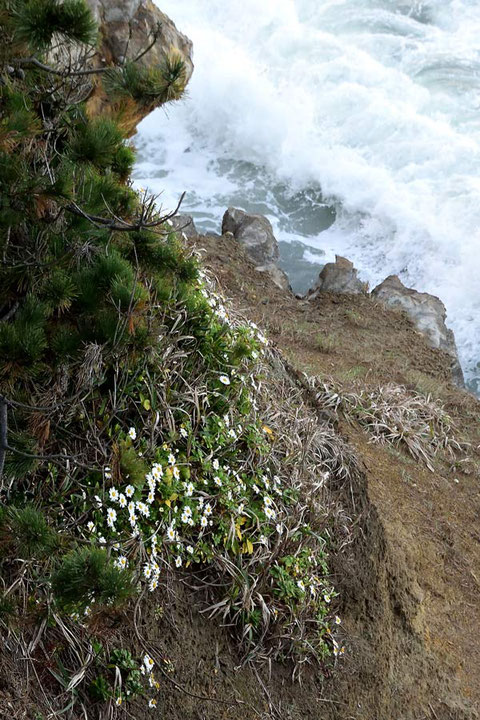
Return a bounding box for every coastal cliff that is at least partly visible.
[1,3,479,720]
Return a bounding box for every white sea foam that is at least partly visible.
[134,0,480,387]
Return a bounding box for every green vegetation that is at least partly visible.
[0,0,344,714]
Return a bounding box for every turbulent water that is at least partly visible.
[134,0,480,389]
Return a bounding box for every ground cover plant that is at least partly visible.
[0,1,346,715]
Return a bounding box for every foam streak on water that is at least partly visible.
[134,0,480,387]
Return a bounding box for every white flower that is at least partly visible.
[152,463,163,479]
[200,516,208,528]
[144,654,154,670]
[259,535,268,545]
[115,556,128,570]
[149,578,158,592]
[104,467,112,480]
[172,466,180,480]
[128,501,136,514]
[180,427,188,439]
[136,501,150,518]
[186,545,194,555]
[148,699,157,709]
[335,616,341,625]
[214,476,222,487]
[324,593,331,604]
[94,495,102,508]
[98,536,106,545]
[87,521,96,532]
[227,429,237,440]
[265,506,276,520]
[144,564,153,579]
[264,496,272,507]
[204,503,212,516]
[128,427,137,440]
[166,526,176,542]
[185,482,194,497]
[237,503,245,515]
[168,453,176,466]
[181,507,192,524]
[276,523,283,534]
[223,415,230,427]
[197,497,204,509]
[219,375,230,386]
[109,487,119,502]
[118,493,127,508]
[115,697,122,706]
[212,458,220,470]
[252,484,260,494]
[147,491,155,504]
[106,507,117,526]
[297,580,305,592]
[125,485,135,498]
[175,556,182,568]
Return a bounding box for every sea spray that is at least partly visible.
[134,0,480,388]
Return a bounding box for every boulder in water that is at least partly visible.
[372,275,464,386]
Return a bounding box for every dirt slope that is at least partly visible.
[2,233,478,720]
[176,232,480,720]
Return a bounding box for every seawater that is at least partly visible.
[134,0,480,390]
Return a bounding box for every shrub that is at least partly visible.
[51,547,134,611]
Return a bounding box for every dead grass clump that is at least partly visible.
[308,378,466,471]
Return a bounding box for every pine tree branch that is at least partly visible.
[0,396,8,481]
[66,191,186,232]
[16,56,111,77]
[15,24,162,78]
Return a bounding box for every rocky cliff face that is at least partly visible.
[85,0,194,132]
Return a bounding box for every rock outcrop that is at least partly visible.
[170,214,198,239]
[222,208,290,291]
[373,275,464,386]
[308,255,367,298]
[85,0,194,132]
[222,208,279,265]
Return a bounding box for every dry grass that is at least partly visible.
[307,377,467,472]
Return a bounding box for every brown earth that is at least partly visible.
[156,231,479,720]
[1,233,479,720]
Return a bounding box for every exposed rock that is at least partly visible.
[221,208,291,291]
[255,263,291,292]
[372,275,464,386]
[170,214,198,239]
[222,208,279,266]
[309,255,367,298]
[85,0,193,132]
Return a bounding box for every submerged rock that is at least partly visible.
[372,275,464,386]
[222,207,290,291]
[309,255,367,298]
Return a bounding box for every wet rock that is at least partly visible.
[85,0,193,132]
[222,208,279,266]
[372,275,464,386]
[309,255,367,298]
[170,214,198,239]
